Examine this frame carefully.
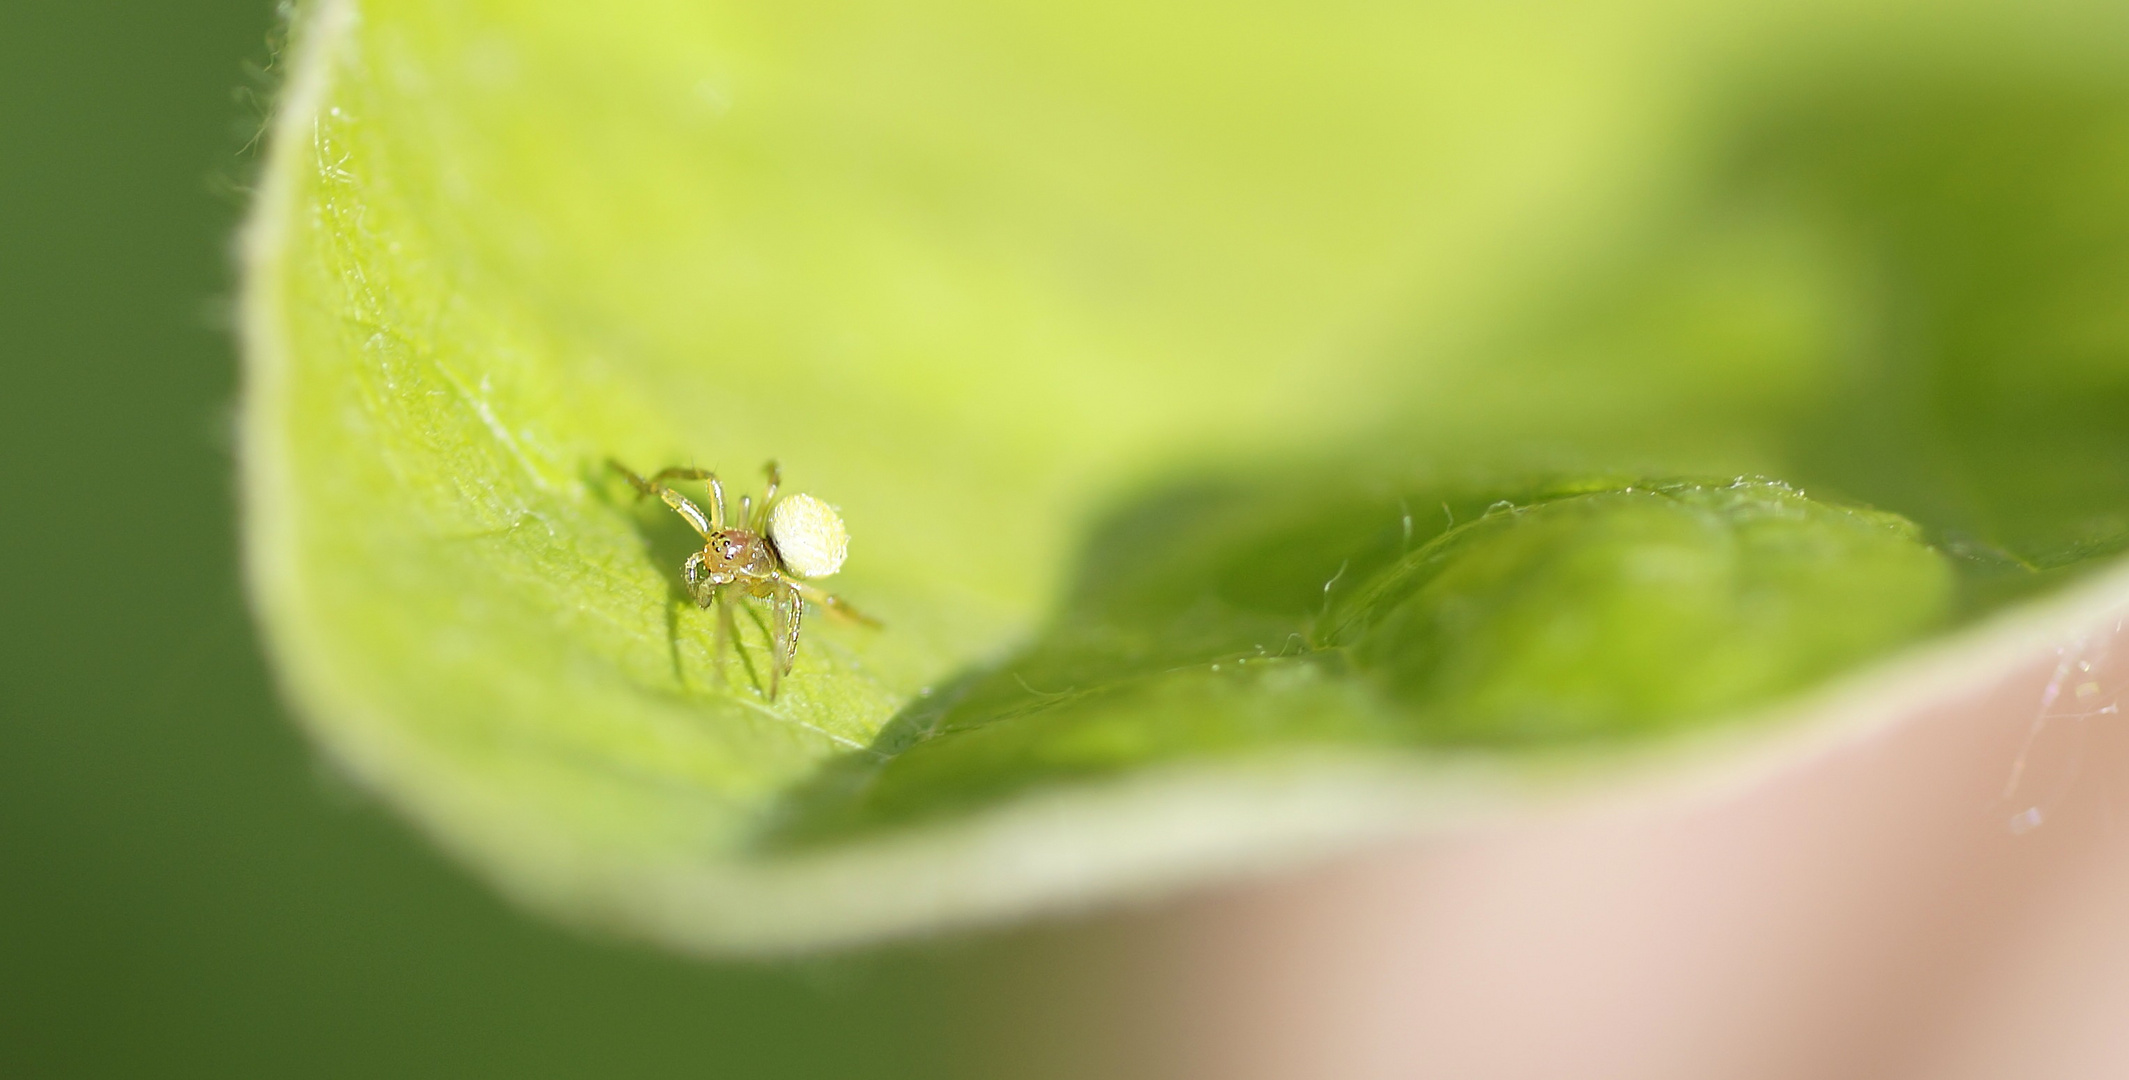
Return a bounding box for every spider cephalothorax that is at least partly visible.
[612,459,869,697]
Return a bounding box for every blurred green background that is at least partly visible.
[0,3,973,1076]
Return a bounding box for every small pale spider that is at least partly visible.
[610,459,874,697]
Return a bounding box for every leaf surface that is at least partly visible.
[245,0,2129,951]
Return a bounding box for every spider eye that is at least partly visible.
[767,493,848,578]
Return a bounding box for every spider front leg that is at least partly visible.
[681,550,713,605]
[608,460,725,533]
[649,466,727,529]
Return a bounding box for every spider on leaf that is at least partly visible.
[610,459,876,698]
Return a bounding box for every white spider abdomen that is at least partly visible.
[768,493,849,578]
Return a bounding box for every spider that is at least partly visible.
[610,459,874,698]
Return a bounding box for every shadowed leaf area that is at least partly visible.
[766,478,1958,843]
[246,0,2129,948]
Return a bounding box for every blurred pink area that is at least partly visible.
[978,610,2129,1079]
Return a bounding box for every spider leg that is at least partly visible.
[608,458,658,497]
[647,466,727,530]
[610,460,722,535]
[646,465,715,485]
[754,460,781,531]
[767,583,803,699]
[714,588,737,687]
[782,585,803,676]
[682,550,710,603]
[787,577,881,627]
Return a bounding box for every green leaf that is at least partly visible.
[244,0,2129,952]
